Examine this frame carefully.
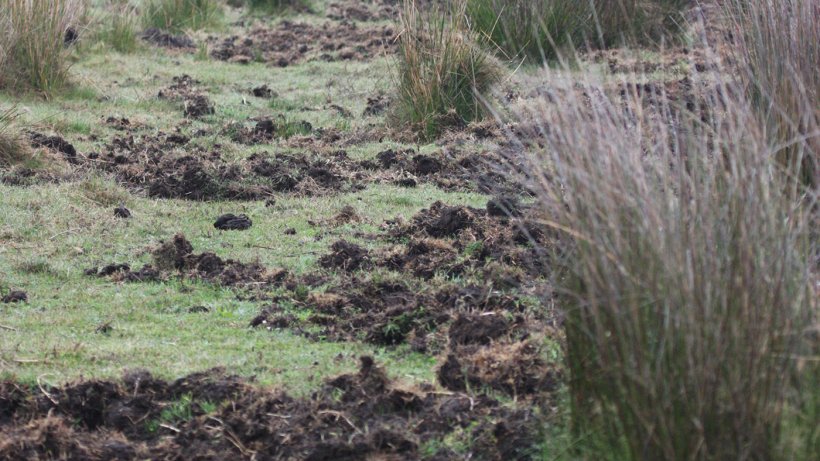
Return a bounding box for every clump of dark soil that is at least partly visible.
[114,205,132,218]
[88,234,287,288]
[318,240,371,272]
[141,28,196,49]
[86,127,274,201]
[251,84,275,99]
[380,201,551,280]
[151,233,286,286]
[363,94,390,116]
[0,358,542,460]
[1,291,27,303]
[213,213,252,230]
[158,75,214,119]
[27,131,77,163]
[209,21,396,66]
[253,275,537,352]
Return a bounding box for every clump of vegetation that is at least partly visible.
[94,4,140,53]
[726,0,819,188]
[0,107,30,167]
[0,0,85,95]
[394,0,504,139]
[246,0,313,14]
[143,0,221,32]
[465,0,688,62]
[520,61,816,460]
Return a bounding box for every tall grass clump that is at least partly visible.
[395,0,504,139]
[517,68,817,459]
[0,0,85,95]
[464,0,688,62]
[246,0,312,15]
[143,0,221,32]
[0,107,30,167]
[95,5,140,53]
[725,0,819,188]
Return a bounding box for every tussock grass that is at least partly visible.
[394,0,504,139]
[0,107,30,167]
[94,4,140,53]
[517,61,817,460]
[725,0,819,188]
[143,0,221,32]
[465,0,688,62]
[0,0,85,95]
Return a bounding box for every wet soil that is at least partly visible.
[209,20,396,66]
[0,358,542,460]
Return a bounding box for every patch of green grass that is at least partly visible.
[0,179,486,392]
[246,0,313,15]
[94,7,140,54]
[464,0,689,63]
[143,0,222,32]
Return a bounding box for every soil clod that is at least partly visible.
[114,205,132,219]
[213,213,252,231]
[1,291,27,303]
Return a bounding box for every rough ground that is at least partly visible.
[0,0,712,458]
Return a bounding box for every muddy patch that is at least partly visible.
[210,21,396,66]
[0,358,543,460]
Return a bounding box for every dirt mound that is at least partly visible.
[27,131,77,163]
[113,205,131,218]
[0,359,542,460]
[213,213,252,230]
[253,276,534,351]
[318,240,371,272]
[158,75,214,118]
[87,234,287,288]
[210,21,396,66]
[438,340,562,399]
[85,127,273,200]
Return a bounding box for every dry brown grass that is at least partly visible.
[515,55,817,460]
[725,0,819,188]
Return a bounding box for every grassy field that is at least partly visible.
[0,0,815,460]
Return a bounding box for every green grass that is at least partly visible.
[246,0,313,15]
[464,0,689,62]
[0,179,486,392]
[143,0,222,32]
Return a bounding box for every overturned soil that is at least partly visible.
[209,20,396,66]
[86,233,288,288]
[0,358,542,460]
[252,201,560,399]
